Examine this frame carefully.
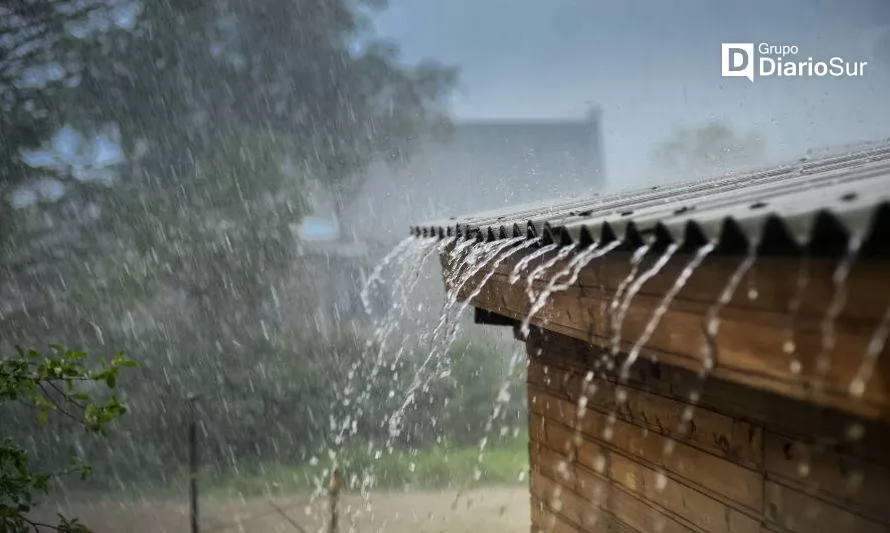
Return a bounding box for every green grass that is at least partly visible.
[56,435,530,502]
[200,437,529,499]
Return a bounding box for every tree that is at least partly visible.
[1,345,136,532]
[650,120,766,179]
[0,0,456,348]
[0,0,458,487]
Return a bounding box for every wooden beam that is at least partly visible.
[442,245,890,421]
[473,307,517,327]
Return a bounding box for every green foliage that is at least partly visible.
[0,346,136,532]
[200,438,529,499]
[1,0,457,390]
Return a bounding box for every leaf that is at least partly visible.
[38,410,47,426]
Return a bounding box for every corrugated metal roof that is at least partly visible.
[410,138,890,255]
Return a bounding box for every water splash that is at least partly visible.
[849,304,890,398]
[609,244,653,347]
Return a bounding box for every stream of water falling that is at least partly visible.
[698,244,758,375]
[508,243,559,284]
[524,245,577,302]
[316,236,444,526]
[619,242,716,381]
[335,238,440,445]
[783,254,811,374]
[360,236,415,315]
[849,304,890,398]
[343,240,444,436]
[610,244,680,362]
[814,236,863,386]
[653,245,760,470]
[519,241,622,338]
[385,237,534,452]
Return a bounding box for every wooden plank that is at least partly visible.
[763,431,890,525]
[528,359,764,469]
[530,470,607,531]
[764,480,889,533]
[530,388,764,512]
[531,498,639,533]
[572,467,699,533]
[534,430,760,533]
[531,498,583,533]
[583,344,890,468]
[450,247,890,325]
[608,452,761,533]
[472,260,890,419]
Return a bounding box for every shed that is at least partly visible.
[412,140,890,533]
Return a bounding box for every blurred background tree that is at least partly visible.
[650,120,766,179]
[0,0,481,490]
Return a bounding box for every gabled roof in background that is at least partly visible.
[411,138,890,256]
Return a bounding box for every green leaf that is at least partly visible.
[37,410,47,426]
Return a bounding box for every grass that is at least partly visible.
[201,437,529,499]
[54,434,530,503]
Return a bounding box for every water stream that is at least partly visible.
[610,243,680,362]
[524,245,577,302]
[508,243,559,284]
[784,254,811,374]
[849,304,890,398]
[619,242,715,382]
[699,244,758,375]
[520,241,622,338]
[813,236,863,389]
[360,236,415,315]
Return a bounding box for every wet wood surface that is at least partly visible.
[442,245,890,421]
[525,331,890,533]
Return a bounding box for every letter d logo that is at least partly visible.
[722,43,755,82]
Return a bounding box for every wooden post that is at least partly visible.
[188,395,200,533]
[328,467,341,533]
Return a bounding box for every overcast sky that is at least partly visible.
[374,0,890,188]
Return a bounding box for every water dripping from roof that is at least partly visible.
[524,244,577,302]
[619,242,715,382]
[700,243,758,375]
[658,242,758,468]
[508,243,559,284]
[784,254,811,374]
[360,236,414,314]
[814,235,863,388]
[849,304,890,398]
[520,240,621,339]
[610,243,681,363]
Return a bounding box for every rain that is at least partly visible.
[3,2,890,533]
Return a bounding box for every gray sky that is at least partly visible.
[374,0,890,188]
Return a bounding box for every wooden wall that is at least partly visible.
[525,328,890,533]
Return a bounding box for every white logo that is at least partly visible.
[722,43,755,82]
[721,42,868,82]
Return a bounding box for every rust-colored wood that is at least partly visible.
[446,245,890,420]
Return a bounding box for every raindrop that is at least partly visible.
[654,471,668,491]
